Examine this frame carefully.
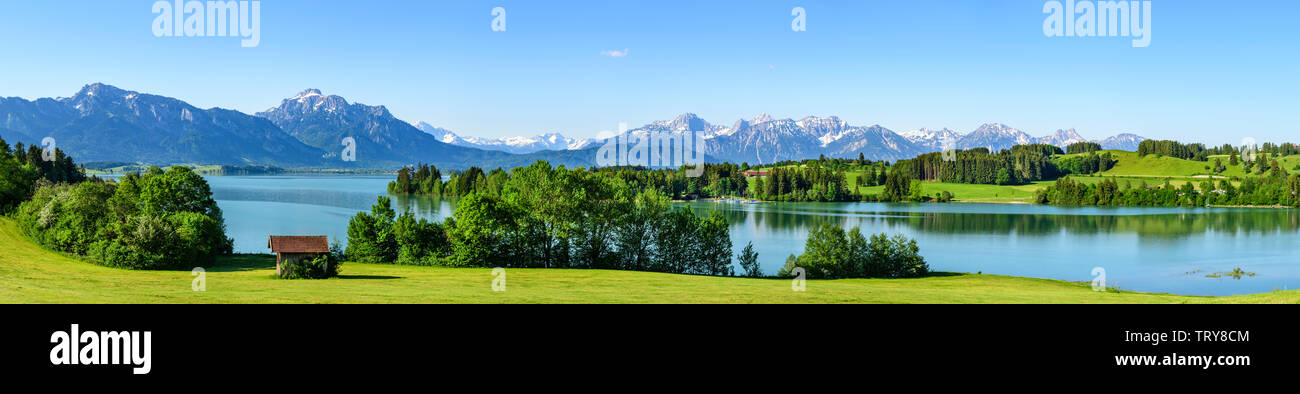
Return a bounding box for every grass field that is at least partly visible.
[745,164,1052,203]
[855,181,1054,203]
[1064,150,1246,178]
[2,218,1296,304]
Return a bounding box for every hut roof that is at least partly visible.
[267,236,330,253]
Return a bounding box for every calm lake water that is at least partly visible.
[201,174,1300,296]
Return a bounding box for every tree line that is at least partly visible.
[895,145,1061,186]
[777,223,929,279]
[1,135,87,212]
[1137,140,1210,161]
[1065,142,1102,154]
[359,161,738,275]
[751,165,854,202]
[1035,174,1300,207]
[1054,151,1117,175]
[390,162,751,200]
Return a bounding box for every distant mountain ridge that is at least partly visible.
[902,123,1143,152]
[0,83,325,166]
[252,89,600,169]
[0,84,599,169]
[422,113,1148,164]
[414,122,595,154]
[482,114,1148,164]
[0,83,1151,169]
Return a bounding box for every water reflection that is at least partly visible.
[684,202,1300,239]
[203,175,1300,296]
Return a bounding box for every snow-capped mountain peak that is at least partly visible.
[411,114,1146,161]
[412,121,584,154]
[1037,128,1086,147]
[797,116,853,146]
[1095,133,1146,151]
[266,88,351,115]
[293,88,324,101]
[654,112,709,131]
[900,128,962,150]
[413,121,462,144]
[956,123,1035,149]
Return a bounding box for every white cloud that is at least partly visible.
[600,48,629,58]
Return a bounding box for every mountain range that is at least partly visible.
[0,84,324,166]
[0,83,1148,170]
[0,84,595,169]
[417,113,1145,165]
[413,122,597,154]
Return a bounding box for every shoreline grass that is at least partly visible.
[2,217,1296,304]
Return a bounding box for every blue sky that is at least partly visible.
[1,0,1297,144]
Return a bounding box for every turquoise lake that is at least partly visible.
[201,174,1300,297]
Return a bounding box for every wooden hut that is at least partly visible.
[267,236,330,276]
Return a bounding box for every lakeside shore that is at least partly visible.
[3,217,1296,303]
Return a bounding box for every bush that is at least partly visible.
[865,233,929,278]
[737,242,761,277]
[779,223,929,279]
[15,166,232,270]
[345,196,398,264]
[393,212,448,265]
[92,215,177,270]
[280,252,341,279]
[935,191,955,203]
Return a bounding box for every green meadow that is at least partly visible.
[3,217,1297,304]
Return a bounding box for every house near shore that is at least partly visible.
[267,236,330,276]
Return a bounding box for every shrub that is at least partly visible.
[345,196,398,264]
[781,224,929,279]
[393,212,448,266]
[280,252,341,279]
[865,233,929,278]
[737,242,761,277]
[15,166,232,270]
[93,214,179,270]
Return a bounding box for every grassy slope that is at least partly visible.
[745,164,1050,203]
[855,181,1052,203]
[1077,151,1247,178]
[2,218,1296,304]
[844,151,1300,203]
